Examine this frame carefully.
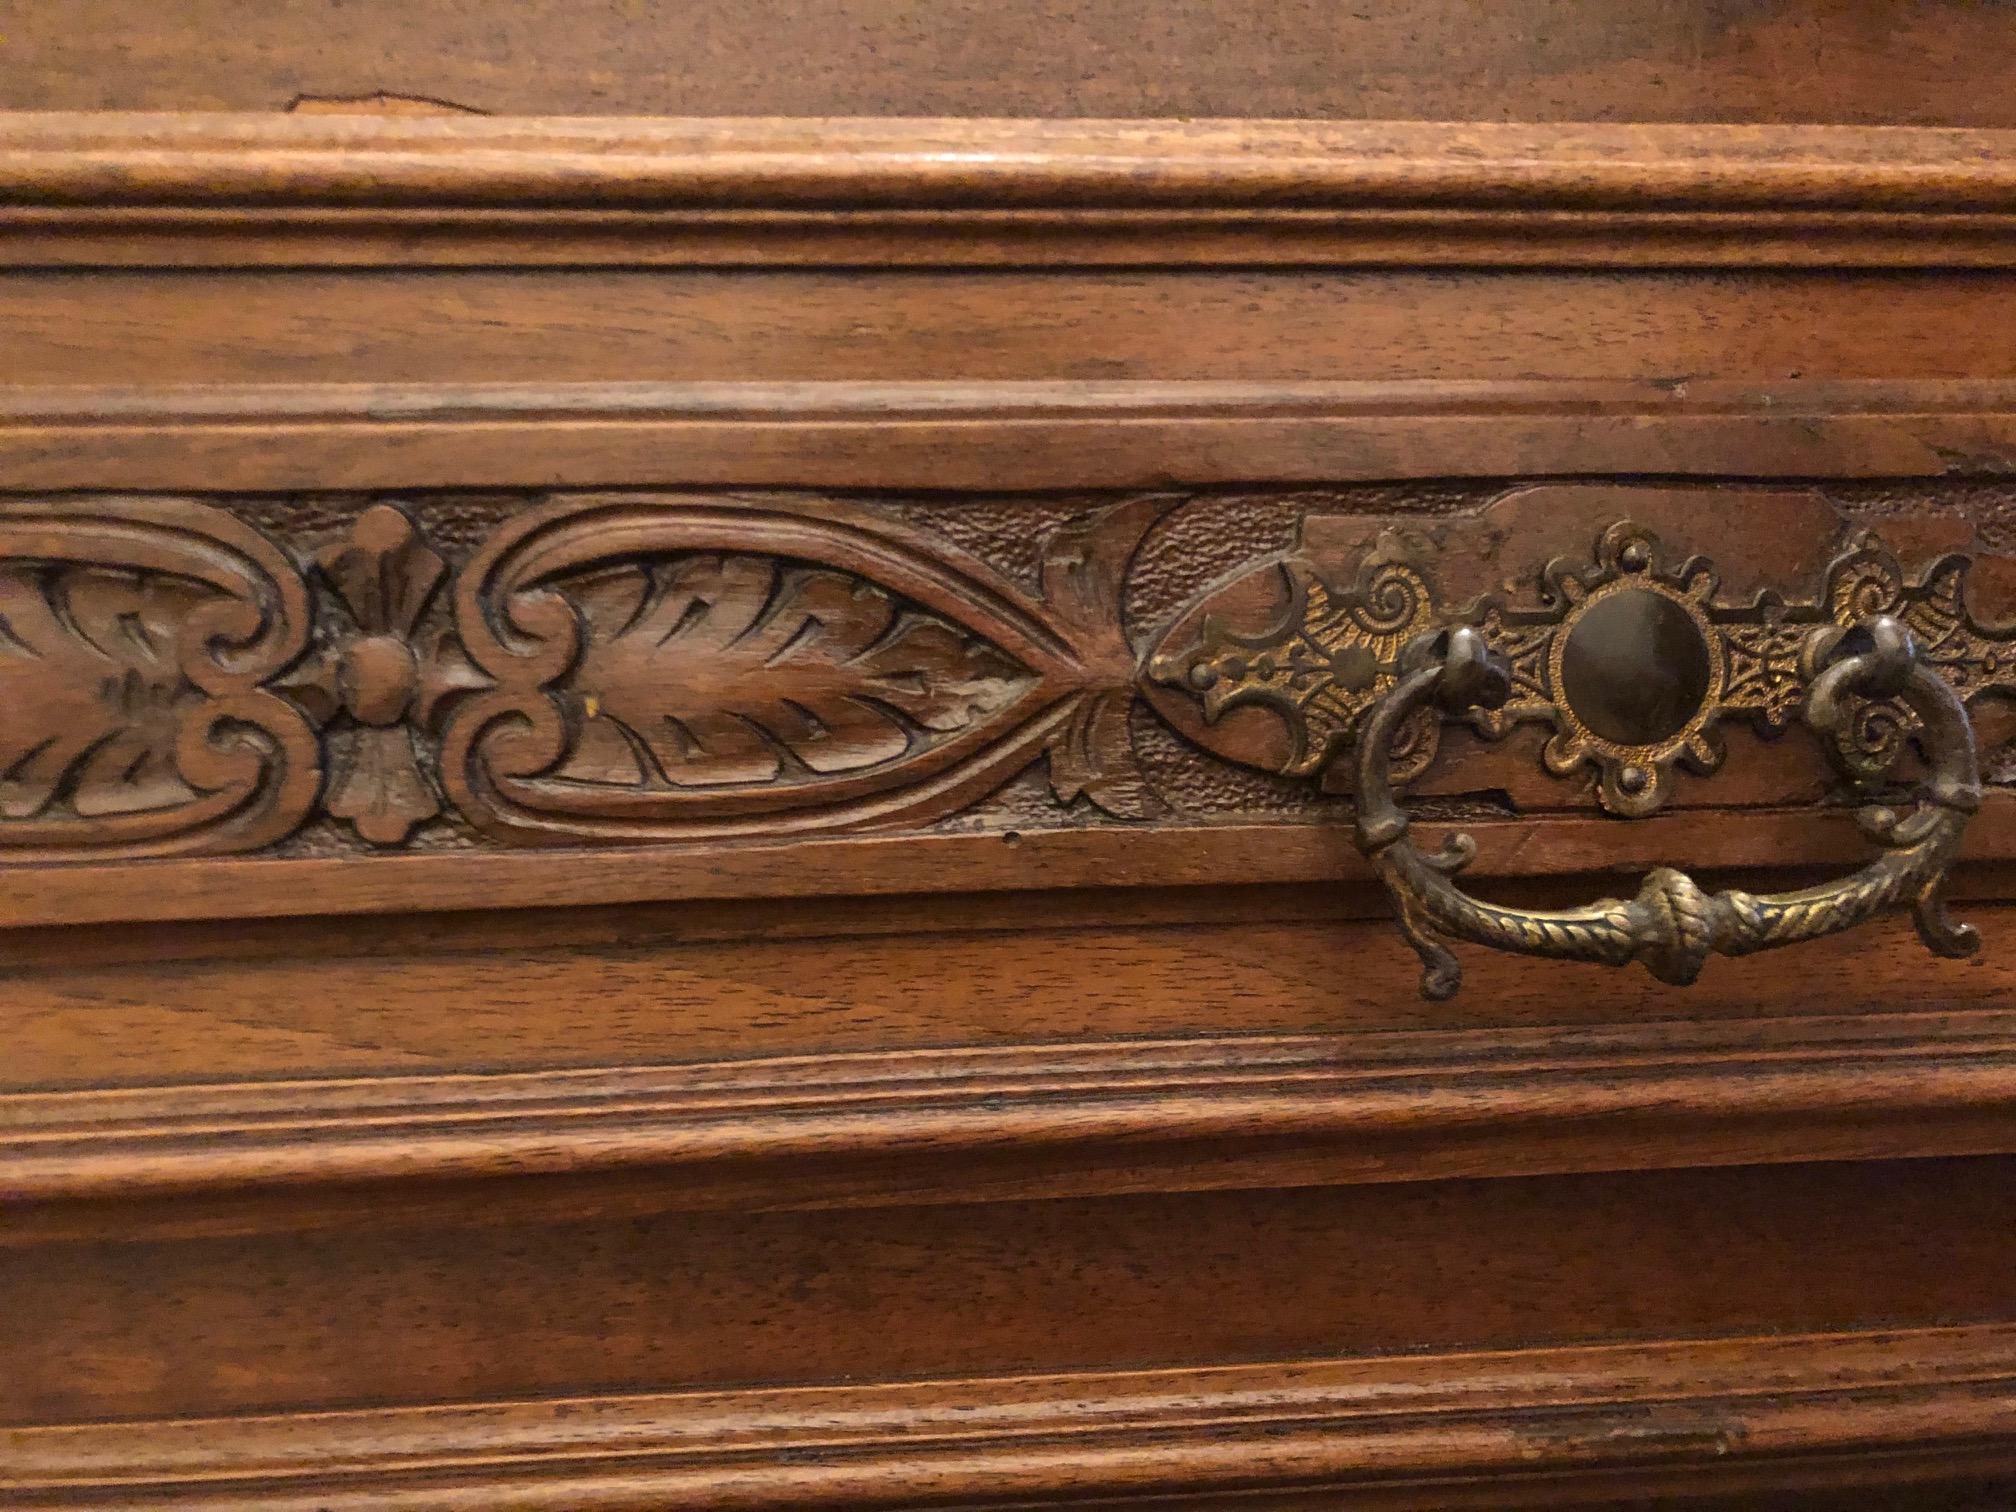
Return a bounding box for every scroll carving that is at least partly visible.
[0,492,1178,859]
[438,494,1168,841]
[0,498,319,858]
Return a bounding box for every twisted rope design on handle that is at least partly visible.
[1354,619,1981,1001]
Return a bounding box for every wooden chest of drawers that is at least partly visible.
[6,7,2016,1507]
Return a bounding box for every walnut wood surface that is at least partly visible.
[15,379,2016,493]
[11,1325,2016,1510]
[7,84,2016,1507]
[16,115,2016,270]
[15,271,2016,388]
[8,1158,2015,1425]
[11,1003,2016,1246]
[9,3,2016,126]
[10,882,2016,1082]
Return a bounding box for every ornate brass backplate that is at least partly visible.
[1148,490,2016,995]
[1151,515,2016,817]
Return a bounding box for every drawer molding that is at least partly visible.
[14,807,2016,932]
[11,114,2016,269]
[10,1010,2015,1234]
[10,1324,2015,1509]
[8,377,2016,491]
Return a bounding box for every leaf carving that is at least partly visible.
[1034,495,1180,819]
[439,493,1182,841]
[0,496,320,859]
[554,554,1035,791]
[1046,689,1168,820]
[0,564,211,820]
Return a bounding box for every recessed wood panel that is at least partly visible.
[6,1158,2011,1424]
[10,269,2016,387]
[6,893,2014,1091]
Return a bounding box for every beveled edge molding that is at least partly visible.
[8,1011,2016,1235]
[7,377,2016,490]
[10,114,2016,267]
[8,1325,2015,1510]
[10,801,2016,932]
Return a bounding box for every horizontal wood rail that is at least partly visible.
[7,377,2016,489]
[9,803,2016,932]
[7,1010,2016,1237]
[10,1325,2016,1509]
[11,115,2016,266]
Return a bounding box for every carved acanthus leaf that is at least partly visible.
[1046,689,1168,820]
[0,497,319,858]
[0,564,210,820]
[438,494,1171,842]
[557,555,1033,791]
[1036,495,1178,818]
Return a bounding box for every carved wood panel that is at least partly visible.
[5,483,2016,860]
[0,498,319,858]
[438,494,1164,842]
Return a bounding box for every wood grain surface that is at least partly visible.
[6,1157,2013,1424]
[8,3,2016,126]
[9,1002,2016,1243]
[16,270,2016,386]
[16,115,2016,267]
[14,378,2016,491]
[7,78,2016,1506]
[11,1325,2016,1510]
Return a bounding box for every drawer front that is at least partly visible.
[7,115,2016,1510]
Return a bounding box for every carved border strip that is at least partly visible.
[0,493,1169,858]
[8,489,2016,863]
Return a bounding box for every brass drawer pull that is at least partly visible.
[1354,617,1981,1000]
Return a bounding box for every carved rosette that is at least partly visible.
[297,504,456,844]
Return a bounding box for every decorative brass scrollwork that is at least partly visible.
[1354,617,1983,1000]
[1148,509,2014,998]
[1155,521,2016,816]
